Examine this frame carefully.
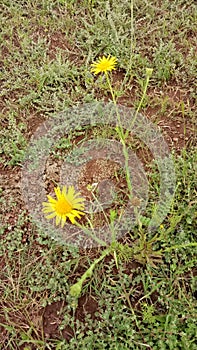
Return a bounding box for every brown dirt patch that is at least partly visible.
[43,295,98,342]
[31,27,82,62]
[78,158,120,200]
[48,31,81,62]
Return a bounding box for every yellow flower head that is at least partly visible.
[91,55,117,74]
[42,186,85,227]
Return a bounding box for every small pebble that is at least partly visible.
[173,137,179,142]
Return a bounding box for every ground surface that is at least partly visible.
[0,1,196,349]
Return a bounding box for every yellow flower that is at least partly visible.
[91,55,117,74]
[42,186,85,227]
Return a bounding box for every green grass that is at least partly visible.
[0,0,197,349]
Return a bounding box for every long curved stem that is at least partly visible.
[105,71,133,200]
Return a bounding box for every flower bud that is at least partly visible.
[146,68,153,77]
[70,282,82,297]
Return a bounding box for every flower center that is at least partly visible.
[55,197,72,215]
[100,62,109,71]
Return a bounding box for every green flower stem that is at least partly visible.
[70,247,111,298]
[104,69,153,201]
[105,71,126,142]
[125,68,153,140]
[105,71,133,200]
[135,70,152,116]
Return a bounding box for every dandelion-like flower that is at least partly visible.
[91,55,117,74]
[42,186,85,227]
